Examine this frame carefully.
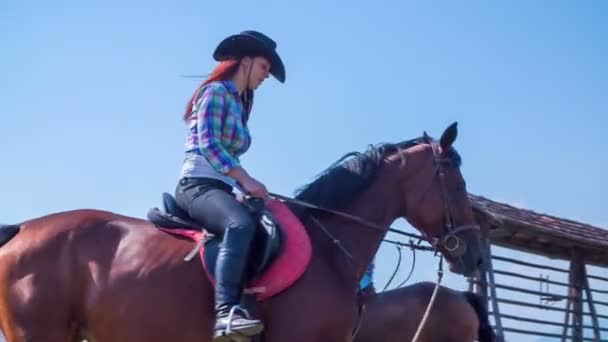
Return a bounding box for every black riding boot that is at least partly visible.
[213,224,263,341]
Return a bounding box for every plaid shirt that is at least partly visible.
[185,81,251,174]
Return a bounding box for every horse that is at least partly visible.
[355,283,496,342]
[0,122,483,342]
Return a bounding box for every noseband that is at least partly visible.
[428,141,480,259]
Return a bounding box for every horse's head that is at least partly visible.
[390,122,482,276]
[292,122,482,277]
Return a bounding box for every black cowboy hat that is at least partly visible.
[213,30,286,83]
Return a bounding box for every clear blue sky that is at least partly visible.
[2,1,607,341]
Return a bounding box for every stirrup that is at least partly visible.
[225,305,252,334]
[215,305,262,342]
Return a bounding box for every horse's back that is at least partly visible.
[357,282,478,342]
[0,208,213,342]
[3,207,205,286]
[0,208,172,298]
[3,208,195,251]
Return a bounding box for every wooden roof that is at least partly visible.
[469,194,608,267]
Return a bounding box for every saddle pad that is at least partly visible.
[159,199,312,301]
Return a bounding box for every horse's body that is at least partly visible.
[0,123,483,342]
[0,209,359,342]
[355,283,495,342]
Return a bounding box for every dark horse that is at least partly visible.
[355,283,496,342]
[0,123,482,342]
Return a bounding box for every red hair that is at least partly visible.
[183,59,254,122]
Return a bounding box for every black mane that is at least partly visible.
[293,136,462,213]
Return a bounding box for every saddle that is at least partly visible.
[147,193,283,281]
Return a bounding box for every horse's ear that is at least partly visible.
[440,122,458,150]
[423,131,431,140]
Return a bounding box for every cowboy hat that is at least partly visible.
[213,30,286,83]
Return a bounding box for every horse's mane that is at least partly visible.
[293,136,462,214]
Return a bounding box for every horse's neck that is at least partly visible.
[312,181,400,281]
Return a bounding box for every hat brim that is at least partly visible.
[213,35,285,83]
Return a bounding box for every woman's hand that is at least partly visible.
[227,167,269,198]
[240,176,269,198]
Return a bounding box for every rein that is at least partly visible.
[269,192,431,244]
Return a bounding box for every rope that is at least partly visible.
[382,245,403,291]
[381,238,432,290]
[411,257,444,342]
[396,247,416,288]
[382,238,434,251]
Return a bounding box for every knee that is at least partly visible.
[226,213,257,234]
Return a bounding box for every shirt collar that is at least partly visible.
[224,80,240,96]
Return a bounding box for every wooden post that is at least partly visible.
[485,239,504,339]
[475,249,489,307]
[475,224,490,309]
[582,264,601,342]
[560,289,572,342]
[562,257,576,342]
[479,267,488,307]
[468,275,474,292]
[571,252,584,342]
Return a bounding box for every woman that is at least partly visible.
[175,30,286,342]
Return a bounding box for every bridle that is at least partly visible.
[428,140,480,259]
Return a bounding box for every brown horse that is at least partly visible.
[355,283,496,342]
[0,122,482,342]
